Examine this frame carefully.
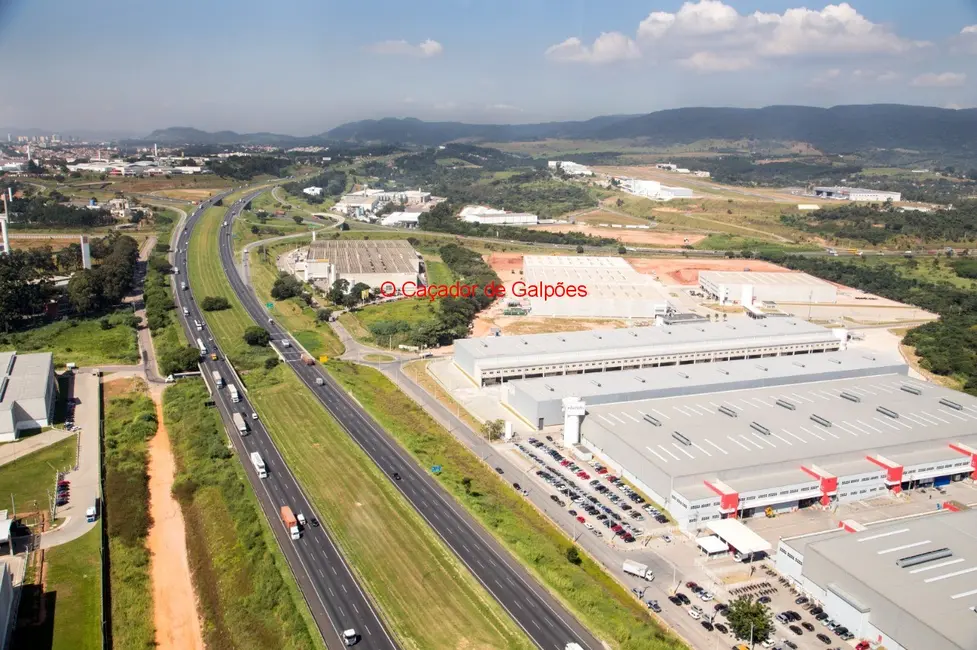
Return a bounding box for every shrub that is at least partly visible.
[271,273,303,300]
[201,296,231,312]
[243,326,270,347]
[316,308,333,323]
[264,357,280,370]
[100,318,112,330]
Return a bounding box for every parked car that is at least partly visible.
[789,625,803,635]
[802,622,815,632]
[816,633,832,645]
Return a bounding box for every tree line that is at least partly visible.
[206,155,290,180]
[66,235,141,314]
[8,194,115,229]
[282,169,347,203]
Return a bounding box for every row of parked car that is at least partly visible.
[775,597,854,644]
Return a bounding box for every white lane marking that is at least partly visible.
[858,528,908,542]
[797,425,824,441]
[704,439,728,455]
[771,432,793,446]
[672,405,693,417]
[608,413,627,425]
[924,566,977,583]
[645,446,669,463]
[909,558,965,574]
[691,442,713,457]
[740,435,764,450]
[790,392,814,403]
[672,443,695,459]
[659,445,681,461]
[651,408,671,420]
[597,414,615,426]
[833,422,859,437]
[781,429,807,443]
[877,540,930,555]
[724,402,744,411]
[749,430,776,448]
[726,436,751,451]
[621,412,639,423]
[801,424,835,440]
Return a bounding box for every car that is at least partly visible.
[392,472,401,480]
[576,516,585,524]
[816,633,832,645]
[810,606,823,615]
[789,625,803,635]
[251,412,258,420]
[781,640,798,650]
[855,642,870,650]
[494,467,504,474]
[761,640,775,649]
[834,626,850,637]
[776,613,791,624]
[687,608,701,620]
[512,482,521,490]
[786,611,802,622]
[795,596,809,605]
[591,529,602,537]
[758,596,772,604]
[713,603,727,612]
[700,591,714,602]
[675,593,690,605]
[814,613,829,622]
[584,522,594,530]
[550,495,565,506]
[686,581,698,589]
[669,596,682,606]
[802,622,815,632]
[713,623,727,634]
[521,489,529,496]
[662,534,672,543]
[310,518,320,528]
[568,509,577,516]
[648,600,661,612]
[701,621,714,631]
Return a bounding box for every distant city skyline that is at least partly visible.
[0,0,975,135]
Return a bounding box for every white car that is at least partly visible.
[687,607,701,620]
[251,412,258,420]
[584,522,594,530]
[761,640,775,648]
[281,340,291,348]
[662,534,672,543]
[700,591,714,602]
[183,307,189,316]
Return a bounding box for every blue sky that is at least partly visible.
[0,0,975,136]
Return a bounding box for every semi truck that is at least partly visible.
[250,451,267,478]
[211,370,224,388]
[280,506,300,540]
[232,412,248,435]
[196,338,207,357]
[228,384,240,403]
[623,559,655,581]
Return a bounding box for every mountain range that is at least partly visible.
[138,105,977,156]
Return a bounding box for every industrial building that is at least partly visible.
[295,238,420,289]
[569,368,977,531]
[379,212,419,228]
[547,161,594,176]
[454,317,846,386]
[459,206,538,226]
[617,178,694,201]
[0,351,56,442]
[504,349,897,428]
[699,271,838,305]
[813,187,902,202]
[776,510,977,650]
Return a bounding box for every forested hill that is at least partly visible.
[325,105,977,155]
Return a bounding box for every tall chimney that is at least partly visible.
[1,196,10,255]
[81,235,92,269]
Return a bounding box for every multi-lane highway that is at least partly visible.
[214,193,601,650]
[173,192,397,650]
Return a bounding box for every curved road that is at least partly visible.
[175,191,397,650]
[220,193,601,650]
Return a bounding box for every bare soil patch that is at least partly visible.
[528,223,706,246]
[155,189,220,201]
[103,377,146,400]
[626,257,790,285]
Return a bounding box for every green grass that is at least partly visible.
[248,239,344,359]
[164,380,323,650]
[232,209,321,254]
[190,204,533,648]
[0,436,76,516]
[326,361,683,650]
[0,309,139,369]
[103,380,157,650]
[868,256,977,290]
[424,260,455,286]
[345,299,438,349]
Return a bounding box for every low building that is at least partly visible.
[699,271,838,305]
[303,186,323,197]
[692,170,711,178]
[617,177,693,201]
[380,211,419,228]
[333,194,380,219]
[0,351,56,442]
[298,238,420,289]
[548,161,594,176]
[462,212,538,226]
[776,510,977,650]
[813,186,902,202]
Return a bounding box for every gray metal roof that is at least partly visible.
[0,351,53,411]
[581,373,977,483]
[798,511,977,650]
[455,317,836,363]
[508,349,905,403]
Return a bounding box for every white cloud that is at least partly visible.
[962,25,977,34]
[911,72,966,87]
[852,69,899,82]
[547,1,927,70]
[366,39,443,58]
[545,32,639,64]
[486,103,522,112]
[954,24,977,53]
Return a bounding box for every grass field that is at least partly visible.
[0,309,139,369]
[248,240,344,359]
[190,204,533,648]
[232,208,321,253]
[424,260,455,285]
[103,379,157,650]
[0,436,76,516]
[344,299,438,349]
[327,362,683,650]
[868,256,977,290]
[164,380,323,650]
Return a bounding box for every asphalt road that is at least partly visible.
[174,192,397,650]
[220,193,601,650]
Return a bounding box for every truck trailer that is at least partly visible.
[232,412,248,435]
[622,560,655,581]
[228,384,240,403]
[280,506,300,540]
[211,370,224,388]
[250,451,267,478]
[196,338,207,357]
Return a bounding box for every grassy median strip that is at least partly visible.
[326,361,684,650]
[189,202,532,649]
[164,380,323,650]
[103,378,157,649]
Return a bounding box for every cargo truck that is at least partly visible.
[250,451,267,478]
[280,506,300,540]
[232,412,248,435]
[211,370,224,388]
[623,559,655,581]
[228,384,240,403]
[196,338,207,357]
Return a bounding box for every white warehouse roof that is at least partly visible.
[699,271,835,289]
[707,519,771,555]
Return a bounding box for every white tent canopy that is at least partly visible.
[696,535,728,555]
[706,519,772,555]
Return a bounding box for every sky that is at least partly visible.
[0,0,975,136]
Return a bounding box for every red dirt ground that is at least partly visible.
[626,257,791,285]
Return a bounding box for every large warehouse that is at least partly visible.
[813,186,902,202]
[454,317,847,386]
[504,349,904,428]
[297,239,420,289]
[699,271,838,305]
[776,510,977,650]
[573,370,977,530]
[0,351,57,442]
[521,255,674,318]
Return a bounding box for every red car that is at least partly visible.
[576,516,585,524]
[577,472,590,480]
[855,643,870,650]
[560,459,570,466]
[596,467,608,474]
[611,524,623,532]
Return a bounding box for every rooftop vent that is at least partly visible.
[719,405,738,418]
[939,398,963,411]
[877,406,899,419]
[643,414,662,427]
[900,385,922,396]
[776,399,796,411]
[672,431,692,446]
[716,368,729,375]
[751,422,771,436]
[590,380,602,388]
[756,365,768,372]
[677,372,689,379]
[543,384,554,392]
[792,361,806,368]
[840,392,861,403]
[634,377,646,384]
[810,414,832,427]
[828,358,842,365]
[896,548,952,569]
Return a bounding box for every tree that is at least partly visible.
[271,273,303,300]
[201,296,231,311]
[618,246,627,255]
[615,198,624,207]
[345,282,371,308]
[565,546,581,565]
[66,269,101,314]
[725,597,773,643]
[461,477,472,495]
[148,256,172,274]
[316,308,333,323]
[250,225,260,235]
[159,345,202,376]
[575,245,584,254]
[292,215,303,224]
[243,326,270,347]
[480,419,505,441]
[327,278,350,305]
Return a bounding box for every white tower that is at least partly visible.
[81,236,92,269]
[562,397,586,445]
[154,143,158,159]
[1,196,10,256]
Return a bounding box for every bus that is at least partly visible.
[196,338,207,357]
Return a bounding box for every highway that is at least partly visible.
[216,193,601,650]
[173,192,398,650]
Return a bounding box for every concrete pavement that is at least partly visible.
[0,428,74,468]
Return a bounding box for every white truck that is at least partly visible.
[232,412,248,435]
[181,281,188,290]
[211,370,224,388]
[623,560,655,581]
[565,644,584,650]
[228,384,240,403]
[196,338,207,357]
[250,451,267,478]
